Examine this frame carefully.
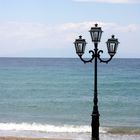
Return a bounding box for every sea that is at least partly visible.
[0,58,139,140]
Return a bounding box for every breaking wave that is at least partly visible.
[0,122,107,133]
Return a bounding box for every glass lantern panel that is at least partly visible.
[75,43,85,55]
[75,44,79,53]
[98,31,102,41]
[93,32,98,41]
[78,43,83,52]
[109,43,115,52]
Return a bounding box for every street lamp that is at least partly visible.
[74,24,119,140]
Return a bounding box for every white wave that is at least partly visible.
[0,122,107,133]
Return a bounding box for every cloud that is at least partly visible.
[0,22,50,56]
[61,21,140,33]
[0,22,49,40]
[73,0,140,4]
[0,21,140,57]
[115,24,140,32]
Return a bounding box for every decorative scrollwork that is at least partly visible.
[79,50,95,64]
[97,50,113,64]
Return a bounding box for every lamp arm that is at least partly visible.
[97,50,113,64]
[79,50,95,64]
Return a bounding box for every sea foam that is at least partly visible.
[0,123,140,140]
[0,122,107,133]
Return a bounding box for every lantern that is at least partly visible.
[74,36,87,56]
[89,24,103,43]
[106,35,119,56]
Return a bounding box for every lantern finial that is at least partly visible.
[112,35,115,38]
[95,24,98,27]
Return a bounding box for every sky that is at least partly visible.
[0,0,140,58]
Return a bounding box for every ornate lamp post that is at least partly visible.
[74,24,119,140]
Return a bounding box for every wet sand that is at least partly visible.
[0,137,70,140]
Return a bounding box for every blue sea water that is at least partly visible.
[0,58,139,139]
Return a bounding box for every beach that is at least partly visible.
[0,133,140,140]
[0,137,70,140]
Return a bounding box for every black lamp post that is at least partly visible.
[74,24,119,140]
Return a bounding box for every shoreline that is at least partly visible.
[0,133,140,140]
[0,137,71,140]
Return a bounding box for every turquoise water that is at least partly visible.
[0,58,140,139]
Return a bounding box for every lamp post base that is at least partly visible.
[91,109,100,140]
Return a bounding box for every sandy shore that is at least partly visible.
[0,137,70,140]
